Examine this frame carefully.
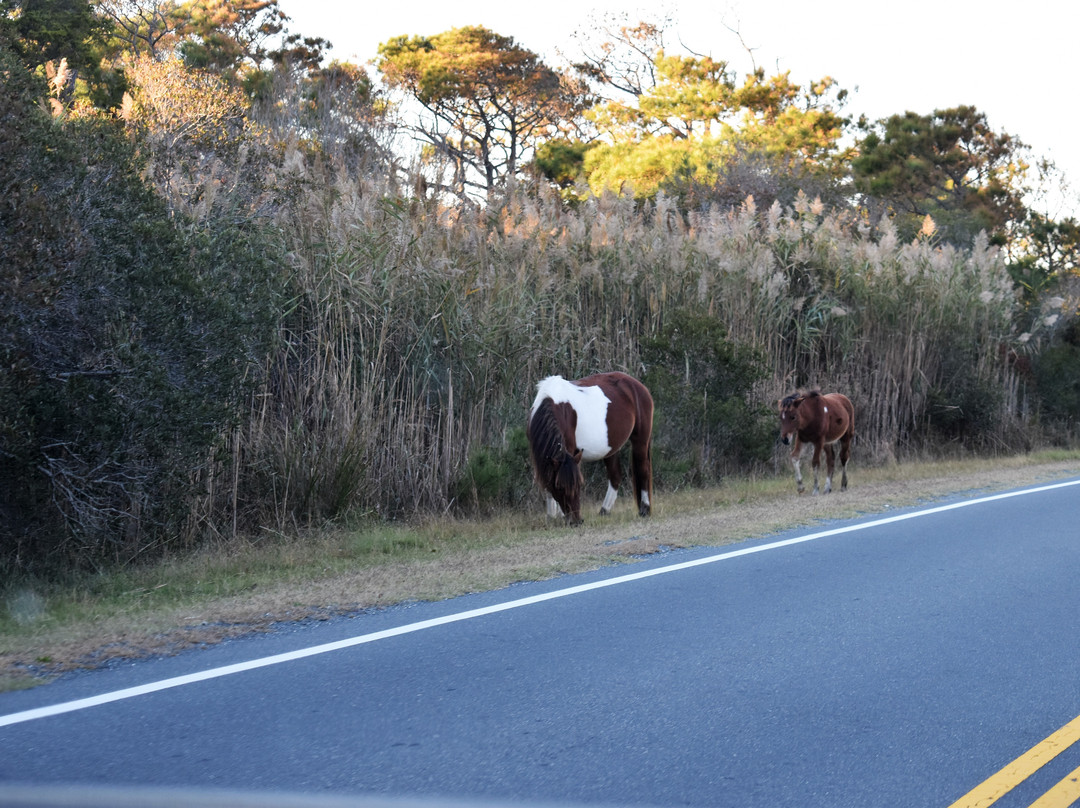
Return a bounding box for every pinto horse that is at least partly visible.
[527,372,654,525]
[778,389,854,495]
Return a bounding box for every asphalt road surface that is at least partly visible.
[2,479,1080,808]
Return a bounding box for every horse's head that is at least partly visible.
[528,395,586,524]
[549,448,584,525]
[778,393,805,445]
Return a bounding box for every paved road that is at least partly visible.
[2,479,1080,808]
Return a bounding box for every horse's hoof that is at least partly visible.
[639,505,650,517]
[598,507,610,516]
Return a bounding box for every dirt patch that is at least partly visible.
[3,459,1078,688]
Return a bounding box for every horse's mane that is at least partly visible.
[782,388,822,407]
[528,398,579,490]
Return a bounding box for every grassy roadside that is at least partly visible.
[3,450,1080,692]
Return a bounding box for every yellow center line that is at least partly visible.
[1028,765,1080,808]
[947,714,1080,808]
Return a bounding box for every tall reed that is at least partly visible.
[226,162,1025,528]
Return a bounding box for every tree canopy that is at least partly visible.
[96,0,182,59]
[0,0,125,106]
[577,52,850,201]
[852,106,1028,245]
[377,25,589,199]
[1,0,109,69]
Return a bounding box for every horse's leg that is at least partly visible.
[823,443,836,494]
[839,434,851,491]
[811,441,823,495]
[790,440,805,494]
[630,438,652,517]
[546,494,561,518]
[599,455,622,515]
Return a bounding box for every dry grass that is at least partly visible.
[3,453,1078,692]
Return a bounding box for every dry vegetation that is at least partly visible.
[3,453,1077,692]
[220,178,1031,539]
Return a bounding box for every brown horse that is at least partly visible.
[778,390,854,495]
[527,372,654,525]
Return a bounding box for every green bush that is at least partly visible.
[642,311,773,485]
[925,373,1003,446]
[1033,320,1080,429]
[452,428,532,513]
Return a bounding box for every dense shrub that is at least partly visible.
[0,48,282,573]
[642,311,773,485]
[1032,319,1080,431]
[451,428,533,513]
[925,357,1005,447]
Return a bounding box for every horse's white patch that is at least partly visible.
[824,406,829,414]
[640,491,650,507]
[531,376,612,460]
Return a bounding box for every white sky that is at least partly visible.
[277,0,1078,216]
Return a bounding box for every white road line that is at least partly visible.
[3,478,1078,729]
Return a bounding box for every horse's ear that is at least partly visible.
[573,448,583,464]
